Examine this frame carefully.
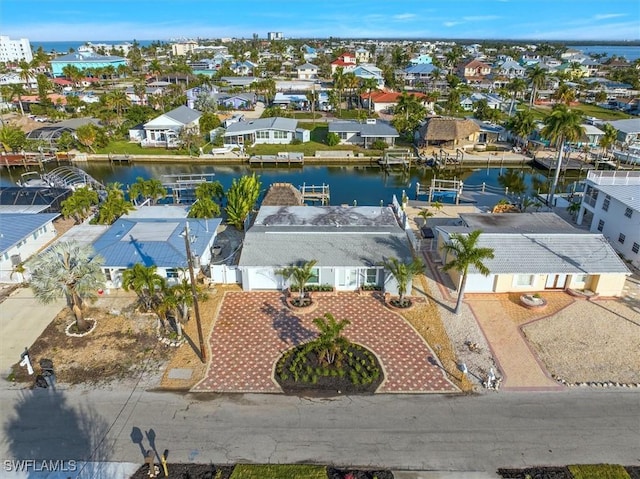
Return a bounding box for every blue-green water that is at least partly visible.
[1,163,582,205]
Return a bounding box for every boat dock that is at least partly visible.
[378,148,412,169]
[108,153,132,164]
[299,182,330,205]
[249,152,304,166]
[161,173,217,203]
[532,156,594,172]
[1,152,58,168]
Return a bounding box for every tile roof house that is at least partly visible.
[461,59,492,83]
[223,117,308,147]
[330,53,357,74]
[0,213,59,282]
[361,91,433,114]
[139,106,202,148]
[238,205,413,294]
[92,215,221,289]
[435,212,630,296]
[328,119,399,148]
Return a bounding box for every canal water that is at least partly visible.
[0,162,586,206]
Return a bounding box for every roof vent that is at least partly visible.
[366,118,377,124]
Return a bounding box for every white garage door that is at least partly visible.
[249,268,279,290]
[464,274,495,293]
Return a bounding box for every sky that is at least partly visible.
[1,0,639,42]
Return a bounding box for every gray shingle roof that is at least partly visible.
[0,213,59,254]
[461,233,629,275]
[225,117,298,135]
[239,206,412,267]
[328,120,399,138]
[164,106,202,125]
[92,218,220,268]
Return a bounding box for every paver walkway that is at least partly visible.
[192,291,458,393]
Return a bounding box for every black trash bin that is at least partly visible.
[39,358,54,377]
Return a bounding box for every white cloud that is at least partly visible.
[393,13,417,20]
[593,13,626,20]
[463,15,500,22]
[443,21,464,27]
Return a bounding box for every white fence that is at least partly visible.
[210,264,241,284]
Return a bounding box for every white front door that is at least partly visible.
[545,274,567,289]
[336,268,358,290]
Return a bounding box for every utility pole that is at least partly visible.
[183,223,206,363]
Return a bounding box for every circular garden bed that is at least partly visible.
[275,342,384,395]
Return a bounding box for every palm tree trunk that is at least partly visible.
[454,272,468,315]
[72,301,89,331]
[548,138,565,207]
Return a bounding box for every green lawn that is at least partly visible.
[533,103,634,121]
[96,141,190,156]
[230,464,327,479]
[568,464,631,479]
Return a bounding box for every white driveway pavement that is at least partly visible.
[0,287,64,376]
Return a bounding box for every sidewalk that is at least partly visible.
[0,287,64,377]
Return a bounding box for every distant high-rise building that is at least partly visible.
[267,32,283,41]
[0,35,33,63]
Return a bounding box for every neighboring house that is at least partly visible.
[577,171,640,269]
[355,48,371,63]
[460,92,504,111]
[471,119,508,144]
[400,64,437,87]
[494,59,526,78]
[223,117,309,147]
[91,213,221,289]
[219,76,259,88]
[50,51,127,78]
[436,212,630,296]
[0,213,59,282]
[217,92,256,110]
[604,118,640,144]
[230,60,256,76]
[125,86,165,106]
[409,54,432,65]
[26,117,102,146]
[352,64,385,88]
[328,119,399,148]
[361,91,432,114]
[579,124,605,147]
[461,59,491,83]
[330,52,357,74]
[272,92,310,110]
[185,86,218,110]
[138,106,202,148]
[237,205,413,294]
[296,63,319,80]
[416,117,481,147]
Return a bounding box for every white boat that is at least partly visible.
[16,172,51,188]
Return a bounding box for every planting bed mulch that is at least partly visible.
[626,466,640,479]
[130,463,233,479]
[275,342,384,396]
[327,467,394,479]
[497,467,573,479]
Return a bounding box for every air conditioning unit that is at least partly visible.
[10,254,22,267]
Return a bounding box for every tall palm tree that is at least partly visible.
[122,263,165,312]
[380,257,423,307]
[527,65,546,106]
[27,242,105,332]
[277,259,318,301]
[598,123,618,160]
[61,186,99,224]
[506,77,527,116]
[105,89,131,124]
[508,108,536,148]
[361,77,378,114]
[148,59,163,82]
[442,230,495,315]
[129,177,167,205]
[332,67,346,115]
[17,60,34,92]
[541,104,585,207]
[9,84,26,116]
[225,173,262,230]
[553,82,576,106]
[392,92,427,140]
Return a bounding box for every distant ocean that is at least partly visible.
[31,39,161,54]
[568,45,640,61]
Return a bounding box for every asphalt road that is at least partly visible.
[1,385,638,474]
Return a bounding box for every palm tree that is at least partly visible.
[508,108,536,148]
[553,83,576,105]
[225,173,262,230]
[129,177,167,205]
[598,123,618,160]
[506,77,527,116]
[566,201,581,220]
[148,59,163,82]
[392,92,427,140]
[61,187,99,224]
[122,263,165,312]
[417,208,434,227]
[9,84,26,116]
[170,278,208,324]
[105,89,131,124]
[332,67,346,115]
[541,104,585,207]
[527,65,546,106]
[312,312,351,365]
[188,198,220,218]
[27,242,105,332]
[361,77,378,114]
[75,123,99,153]
[17,60,34,91]
[277,259,318,301]
[380,257,423,307]
[96,183,134,225]
[441,230,495,315]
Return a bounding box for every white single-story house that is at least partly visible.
[296,62,318,80]
[237,205,414,294]
[91,211,221,289]
[435,212,630,297]
[223,117,309,147]
[133,106,202,148]
[0,213,59,282]
[328,119,399,148]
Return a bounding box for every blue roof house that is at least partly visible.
[50,51,127,78]
[92,217,221,289]
[0,213,59,282]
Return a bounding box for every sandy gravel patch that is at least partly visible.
[523,299,640,384]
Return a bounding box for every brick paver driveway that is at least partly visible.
[192,292,458,394]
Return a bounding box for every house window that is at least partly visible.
[597,219,605,232]
[339,132,349,140]
[632,242,639,254]
[602,195,610,211]
[256,130,269,139]
[624,207,633,218]
[3,253,8,261]
[273,130,288,139]
[514,274,535,287]
[618,233,625,244]
[573,274,587,285]
[306,267,320,284]
[365,268,377,284]
[166,269,179,278]
[105,269,112,281]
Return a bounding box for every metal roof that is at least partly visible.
[92,218,220,268]
[225,117,298,135]
[0,213,60,255]
[328,120,399,138]
[589,183,640,211]
[163,106,202,125]
[459,212,579,234]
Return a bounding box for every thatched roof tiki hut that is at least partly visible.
[417,117,481,148]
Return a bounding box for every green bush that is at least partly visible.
[371,139,389,150]
[326,132,340,146]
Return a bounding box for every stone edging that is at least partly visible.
[65,319,97,337]
[552,374,640,389]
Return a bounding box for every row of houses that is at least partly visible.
[2,172,636,297]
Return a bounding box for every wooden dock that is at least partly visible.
[1,153,57,168]
[300,182,330,205]
[249,152,304,166]
[532,156,594,172]
[378,148,412,169]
